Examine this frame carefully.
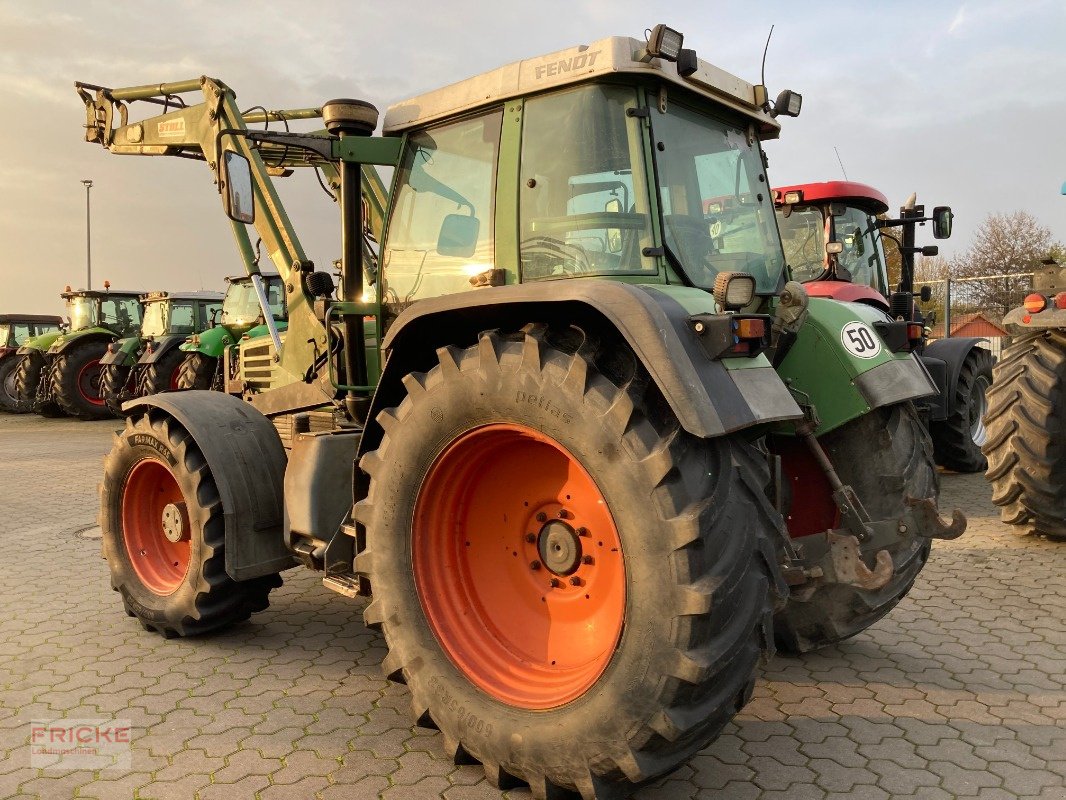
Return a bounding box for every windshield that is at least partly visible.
[141,301,167,337]
[0,326,8,347]
[221,280,284,326]
[653,104,785,294]
[67,297,99,331]
[833,206,889,293]
[777,206,828,282]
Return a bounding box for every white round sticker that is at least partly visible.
[840,321,882,359]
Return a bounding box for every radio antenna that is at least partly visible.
[834,146,850,180]
[760,25,775,89]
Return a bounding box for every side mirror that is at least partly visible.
[932,206,952,239]
[222,150,255,224]
[437,214,480,258]
[918,285,933,303]
[826,241,844,255]
[921,245,939,257]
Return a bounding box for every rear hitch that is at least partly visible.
[905,496,967,540]
[826,531,894,591]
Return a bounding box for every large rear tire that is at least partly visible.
[100,409,282,636]
[0,357,19,412]
[138,349,186,397]
[983,329,1066,539]
[772,403,937,653]
[354,327,788,799]
[53,341,111,419]
[930,347,993,473]
[176,353,219,391]
[101,364,132,416]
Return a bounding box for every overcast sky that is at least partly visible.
[2,0,1064,314]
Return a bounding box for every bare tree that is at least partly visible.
[949,212,1064,320]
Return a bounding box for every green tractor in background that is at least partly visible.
[82,26,968,799]
[0,314,66,412]
[13,287,143,419]
[176,274,287,391]
[100,291,223,414]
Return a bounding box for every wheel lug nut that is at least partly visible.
[530,560,541,571]
[558,509,570,519]
[536,512,548,523]
[550,578,561,588]
[569,576,583,586]
[577,527,589,537]
[582,555,594,565]
[526,533,536,543]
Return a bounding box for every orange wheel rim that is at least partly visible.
[413,423,625,709]
[121,458,191,595]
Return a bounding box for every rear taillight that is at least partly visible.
[1024,293,1048,313]
[1055,292,1066,310]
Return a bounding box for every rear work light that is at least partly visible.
[713,271,756,310]
[1024,293,1048,313]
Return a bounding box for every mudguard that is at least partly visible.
[1003,305,1066,330]
[47,327,117,355]
[179,325,236,357]
[100,336,142,367]
[921,337,987,420]
[16,329,64,355]
[124,391,297,581]
[357,280,803,458]
[775,298,939,435]
[139,333,187,364]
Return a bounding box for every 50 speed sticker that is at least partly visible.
[840,321,882,359]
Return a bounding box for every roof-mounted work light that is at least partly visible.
[771,89,803,118]
[644,24,684,62]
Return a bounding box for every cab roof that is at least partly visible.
[0,314,64,324]
[141,290,225,302]
[383,34,780,138]
[225,273,281,284]
[773,181,890,215]
[60,289,145,300]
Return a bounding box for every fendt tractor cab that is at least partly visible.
[774,181,993,473]
[13,286,143,419]
[0,314,64,412]
[176,274,287,391]
[81,25,966,799]
[982,184,1066,540]
[100,291,223,414]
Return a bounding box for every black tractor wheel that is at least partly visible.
[101,364,133,416]
[930,347,993,472]
[983,329,1066,539]
[176,353,219,391]
[772,402,937,653]
[53,340,112,419]
[0,357,19,412]
[354,326,788,799]
[12,350,61,416]
[137,349,186,397]
[100,409,282,636]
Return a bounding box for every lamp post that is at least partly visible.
[81,179,93,290]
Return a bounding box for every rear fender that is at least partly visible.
[179,326,235,357]
[140,334,187,364]
[17,329,64,354]
[358,281,803,458]
[125,391,296,581]
[48,328,116,355]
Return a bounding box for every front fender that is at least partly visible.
[100,336,142,367]
[922,336,987,417]
[17,330,63,354]
[359,281,803,458]
[48,327,117,355]
[180,326,236,357]
[140,334,187,364]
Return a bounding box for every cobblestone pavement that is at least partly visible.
[0,413,1063,800]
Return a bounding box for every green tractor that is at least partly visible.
[983,254,1066,539]
[773,181,993,472]
[0,314,65,412]
[100,291,223,414]
[13,287,143,419]
[175,274,287,391]
[83,25,966,799]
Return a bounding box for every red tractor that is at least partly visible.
[774,181,992,472]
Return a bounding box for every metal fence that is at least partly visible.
[914,273,1033,359]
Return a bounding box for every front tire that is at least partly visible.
[0,357,19,412]
[176,353,219,391]
[930,347,993,472]
[772,403,937,653]
[138,349,186,397]
[100,409,282,636]
[354,327,787,798]
[53,341,111,419]
[12,351,62,416]
[983,329,1066,539]
[101,364,133,416]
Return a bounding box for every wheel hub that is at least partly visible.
[161,502,188,543]
[537,520,582,575]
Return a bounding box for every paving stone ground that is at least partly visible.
[0,413,1063,800]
